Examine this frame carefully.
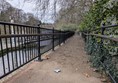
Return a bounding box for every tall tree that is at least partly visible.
[26,0,93,25]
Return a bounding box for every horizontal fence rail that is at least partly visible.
[0,22,74,79]
[82,24,118,33]
[81,25,118,83]
[82,33,118,42]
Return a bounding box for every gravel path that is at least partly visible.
[3,34,102,83]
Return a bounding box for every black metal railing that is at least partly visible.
[81,25,118,83]
[0,21,74,79]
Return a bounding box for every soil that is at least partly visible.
[2,34,102,83]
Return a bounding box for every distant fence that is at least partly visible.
[81,25,118,83]
[0,21,74,79]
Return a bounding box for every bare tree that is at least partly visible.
[25,0,93,24]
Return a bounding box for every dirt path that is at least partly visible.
[3,35,102,83]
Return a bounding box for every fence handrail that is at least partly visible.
[82,24,118,32]
[0,21,55,31]
[0,21,74,33]
[83,33,118,42]
[82,24,118,42]
[0,21,40,28]
[101,24,118,28]
[0,32,72,38]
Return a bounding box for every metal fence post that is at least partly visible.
[37,24,41,61]
[100,24,105,64]
[52,27,55,51]
[101,23,106,35]
[101,25,105,44]
[101,27,105,35]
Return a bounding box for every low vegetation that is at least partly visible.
[80,0,118,82]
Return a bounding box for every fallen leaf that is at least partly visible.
[93,68,99,72]
[100,78,107,82]
[45,55,50,59]
[75,68,78,71]
[84,73,90,78]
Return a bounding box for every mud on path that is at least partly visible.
[3,35,102,83]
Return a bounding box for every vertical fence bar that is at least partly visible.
[52,28,55,51]
[13,25,18,68]
[17,26,21,66]
[4,24,10,72]
[29,27,32,60]
[0,29,6,74]
[8,25,14,70]
[37,25,41,61]
[20,26,25,64]
[34,28,37,58]
[33,28,35,58]
[26,27,30,61]
[23,27,27,63]
[31,27,33,58]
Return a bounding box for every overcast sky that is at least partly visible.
[6,0,35,13]
[6,0,54,23]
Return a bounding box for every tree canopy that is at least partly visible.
[0,0,118,30]
[0,0,40,25]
